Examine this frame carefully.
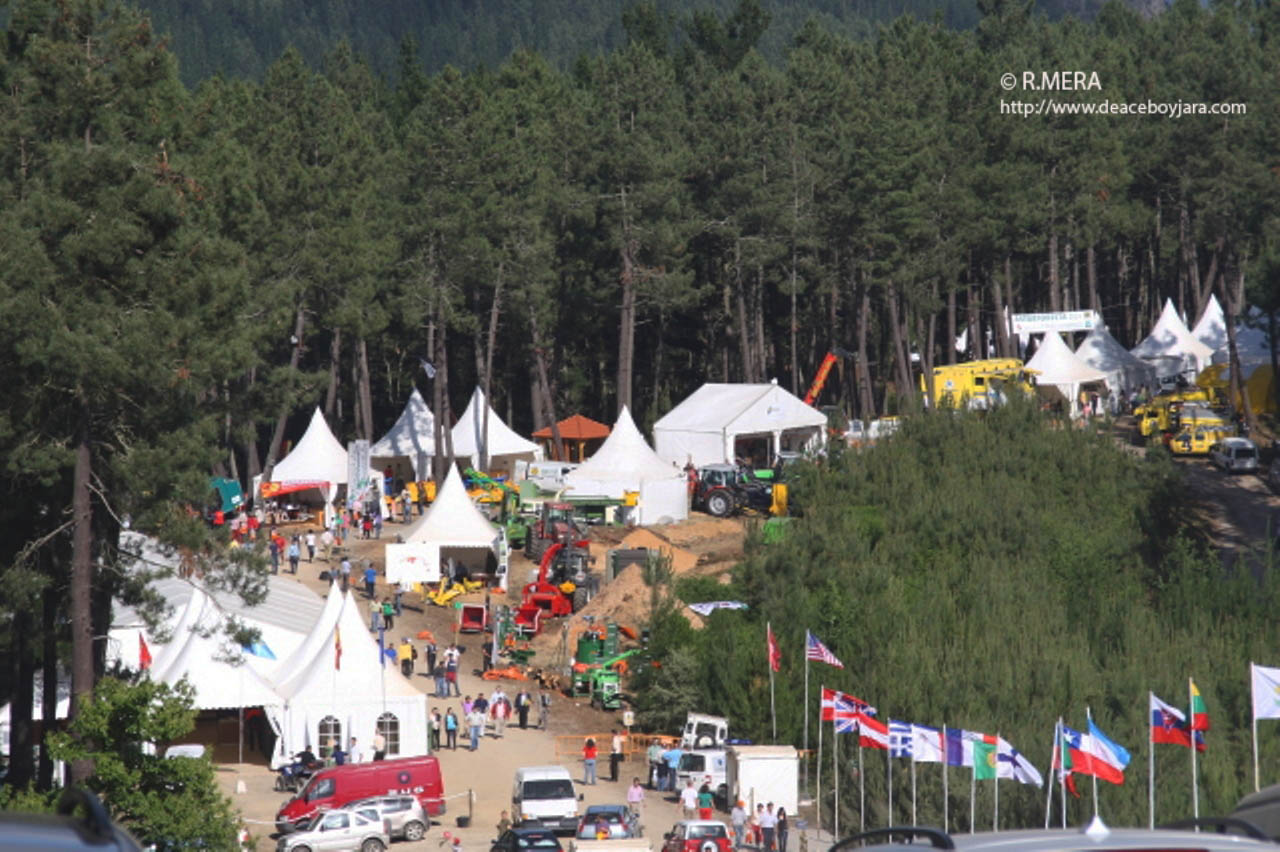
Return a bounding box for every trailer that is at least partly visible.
[458,602,488,633]
[725,745,798,816]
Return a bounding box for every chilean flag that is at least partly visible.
[1060,721,1129,785]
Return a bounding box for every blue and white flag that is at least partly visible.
[889,720,914,758]
[997,736,1044,787]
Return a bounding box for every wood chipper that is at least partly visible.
[514,540,593,635]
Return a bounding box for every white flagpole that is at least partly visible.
[1087,706,1099,820]
[768,623,777,743]
[804,639,811,794]
[1254,663,1261,793]
[887,736,893,826]
[993,732,1000,832]
[858,738,865,833]
[1059,719,1067,829]
[1044,719,1057,829]
[1189,677,1200,820]
[817,683,824,836]
[969,762,976,834]
[833,717,840,839]
[1148,693,1155,829]
[911,754,917,826]
[943,725,950,834]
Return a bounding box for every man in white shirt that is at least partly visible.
[680,780,698,819]
[758,803,777,851]
[348,736,364,764]
[609,730,624,782]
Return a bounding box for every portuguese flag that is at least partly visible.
[1190,679,1210,731]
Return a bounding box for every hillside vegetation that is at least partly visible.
[632,404,1280,829]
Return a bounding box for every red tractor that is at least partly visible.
[514,539,594,635]
[524,501,587,561]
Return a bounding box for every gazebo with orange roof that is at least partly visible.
[531,414,611,462]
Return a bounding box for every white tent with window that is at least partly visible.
[1131,299,1214,375]
[563,406,688,525]
[449,387,541,473]
[1075,325,1157,394]
[653,381,827,468]
[386,465,502,587]
[371,388,436,484]
[1025,332,1109,416]
[274,589,427,767]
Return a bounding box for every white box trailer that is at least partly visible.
[725,745,798,816]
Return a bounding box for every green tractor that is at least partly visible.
[465,468,528,551]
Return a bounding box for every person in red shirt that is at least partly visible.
[582,738,598,785]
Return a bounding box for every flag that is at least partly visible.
[1189,679,1209,731]
[1065,720,1128,785]
[687,601,748,616]
[855,712,890,750]
[821,687,840,722]
[805,631,845,669]
[766,623,781,673]
[997,736,1044,787]
[944,727,973,767]
[243,639,276,660]
[911,724,944,763]
[1053,723,1081,798]
[334,627,342,670]
[1252,663,1280,720]
[419,357,437,379]
[139,635,152,671]
[889,720,913,758]
[1150,693,1204,751]
[968,732,998,780]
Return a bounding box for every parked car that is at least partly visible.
[346,796,428,842]
[276,804,390,852]
[574,805,641,840]
[1210,437,1260,473]
[491,828,565,852]
[276,755,445,834]
[660,821,731,852]
[0,788,143,851]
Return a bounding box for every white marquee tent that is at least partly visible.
[1025,332,1109,415]
[1074,325,1157,394]
[450,387,541,473]
[371,388,436,483]
[274,589,427,766]
[1208,304,1276,367]
[385,465,501,587]
[262,408,349,514]
[653,382,827,468]
[563,406,689,525]
[1131,299,1214,376]
[1192,294,1228,354]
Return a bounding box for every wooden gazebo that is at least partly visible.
[531,413,611,462]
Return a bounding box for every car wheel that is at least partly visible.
[706,491,733,518]
[362,839,387,852]
[403,820,427,841]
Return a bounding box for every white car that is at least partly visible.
[1210,437,1259,473]
[276,805,390,852]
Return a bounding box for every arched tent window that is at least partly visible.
[318,715,342,759]
[377,712,400,756]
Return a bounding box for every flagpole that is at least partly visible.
[910,754,917,826]
[833,717,840,839]
[1087,706,1099,820]
[1254,663,1261,793]
[1148,693,1155,830]
[993,732,1000,832]
[943,724,950,834]
[817,684,824,837]
[804,638,811,794]
[1044,720,1056,829]
[858,737,865,833]
[886,735,893,827]
[768,623,777,743]
[968,762,975,834]
[1059,719,1067,829]
[1189,677,1199,820]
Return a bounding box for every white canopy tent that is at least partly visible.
[1131,299,1214,376]
[371,388,436,483]
[450,387,541,474]
[261,408,348,520]
[653,382,827,468]
[1025,332,1109,416]
[274,589,428,766]
[385,465,501,587]
[1192,294,1228,354]
[1210,305,1276,367]
[563,406,689,525]
[1074,325,1157,395]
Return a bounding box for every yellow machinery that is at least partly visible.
[1135,389,1213,438]
[427,575,485,607]
[1168,406,1234,455]
[920,359,1037,410]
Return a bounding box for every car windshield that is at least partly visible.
[303,777,334,802]
[1238,448,1258,459]
[689,826,725,839]
[517,834,561,849]
[678,754,705,772]
[522,780,574,800]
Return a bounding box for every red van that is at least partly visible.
[275,756,445,833]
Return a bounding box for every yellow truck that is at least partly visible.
[920,359,1037,410]
[1167,405,1234,456]
[1134,389,1213,438]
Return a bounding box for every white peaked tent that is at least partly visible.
[1210,305,1276,366]
[265,408,348,508]
[371,388,436,482]
[1075,325,1157,394]
[275,590,427,766]
[1025,332,1109,415]
[449,387,541,473]
[271,583,346,698]
[563,406,689,525]
[386,465,500,586]
[1131,299,1214,375]
[1192,294,1228,354]
[653,382,827,468]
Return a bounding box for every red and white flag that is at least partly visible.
[805,631,845,669]
[766,623,781,673]
[821,687,877,721]
[855,712,890,750]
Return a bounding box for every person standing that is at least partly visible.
[496,811,512,836]
[538,692,551,729]
[679,780,698,819]
[491,691,510,738]
[425,640,438,677]
[348,737,364,764]
[445,708,459,750]
[775,808,789,852]
[467,706,485,751]
[287,537,300,573]
[661,748,683,792]
[515,688,532,729]
[609,729,624,782]
[433,663,447,698]
[369,598,383,633]
[398,637,415,677]
[626,777,645,820]
[320,527,334,561]
[429,709,442,751]
[372,731,386,761]
[582,738,598,785]
[339,556,351,592]
[268,536,280,574]
[305,530,316,562]
[758,803,777,852]
[381,597,395,632]
[363,563,377,599]
[373,512,383,539]
[697,784,714,820]
[647,741,664,789]
[730,801,747,849]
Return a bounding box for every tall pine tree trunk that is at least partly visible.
[263,305,307,481]
[69,413,93,784]
[9,606,34,788]
[480,261,505,472]
[1086,244,1099,312]
[886,281,912,407]
[616,187,636,416]
[857,286,874,419]
[946,283,957,366]
[357,338,374,442]
[325,327,341,420]
[38,585,57,790]
[734,241,754,382]
[529,310,563,457]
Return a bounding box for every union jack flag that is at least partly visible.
[821,686,877,723]
[806,631,845,669]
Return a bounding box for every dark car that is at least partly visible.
[0,788,144,851]
[575,805,641,840]
[492,827,565,852]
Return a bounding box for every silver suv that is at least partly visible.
[276,805,390,852]
[347,796,429,842]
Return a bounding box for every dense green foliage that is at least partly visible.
[1,678,239,847]
[633,405,1280,829]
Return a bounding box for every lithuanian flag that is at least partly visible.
[1190,679,1210,731]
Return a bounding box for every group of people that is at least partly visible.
[581,730,627,785]
[729,800,788,852]
[431,687,550,753]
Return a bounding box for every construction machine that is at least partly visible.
[692,464,787,518]
[514,539,594,635]
[524,501,587,562]
[803,347,853,406]
[465,467,528,551]
[920,358,1037,410]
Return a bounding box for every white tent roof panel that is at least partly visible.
[272,408,349,485]
[371,389,436,460]
[403,465,500,547]
[450,387,539,462]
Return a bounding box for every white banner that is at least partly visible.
[385,542,440,586]
[1011,310,1100,334]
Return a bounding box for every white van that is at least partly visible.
[681,713,728,750]
[676,749,728,804]
[513,765,580,833]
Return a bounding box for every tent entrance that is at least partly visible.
[187,707,275,765]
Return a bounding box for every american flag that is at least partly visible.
[805,631,845,668]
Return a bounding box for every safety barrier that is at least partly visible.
[553,732,679,763]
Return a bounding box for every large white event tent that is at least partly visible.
[1025,332,1109,415]
[1192,294,1228,354]
[262,407,348,512]
[449,387,541,474]
[653,381,827,468]
[371,388,436,484]
[1075,325,1157,394]
[562,406,689,525]
[385,465,501,588]
[1130,299,1214,376]
[274,589,427,765]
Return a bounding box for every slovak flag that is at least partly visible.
[1150,692,1205,751]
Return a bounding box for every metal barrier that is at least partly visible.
[553,732,679,763]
